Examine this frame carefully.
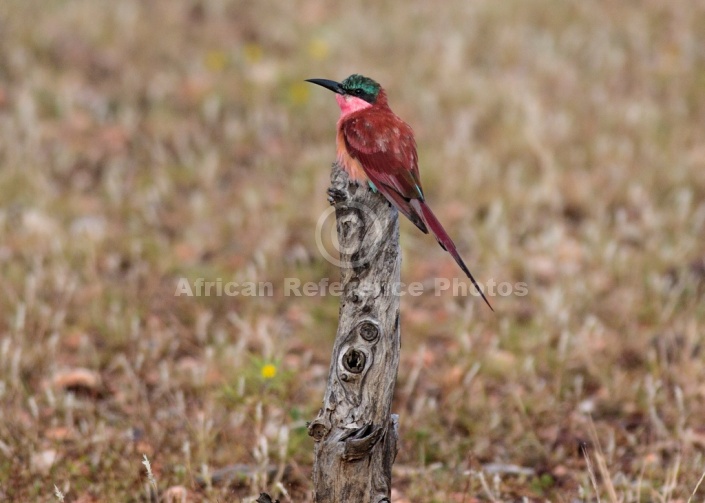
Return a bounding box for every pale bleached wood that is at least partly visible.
[308,162,401,503]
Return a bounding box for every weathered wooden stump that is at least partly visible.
[308,163,401,503]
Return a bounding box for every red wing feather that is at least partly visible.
[341,112,424,201]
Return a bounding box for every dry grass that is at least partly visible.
[1,0,704,501]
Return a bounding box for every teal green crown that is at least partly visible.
[341,74,381,103]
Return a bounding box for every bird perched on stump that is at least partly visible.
[306,74,493,311]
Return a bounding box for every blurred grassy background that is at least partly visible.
[0,0,704,500]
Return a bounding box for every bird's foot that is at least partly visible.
[327,186,347,205]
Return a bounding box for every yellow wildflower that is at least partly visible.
[261,363,277,379]
[204,50,228,72]
[243,43,264,64]
[307,38,330,61]
[288,82,310,106]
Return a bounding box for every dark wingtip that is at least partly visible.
[485,296,495,312]
[468,269,494,312]
[443,237,494,311]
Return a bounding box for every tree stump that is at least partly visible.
[308,163,401,503]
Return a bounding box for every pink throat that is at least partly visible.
[336,94,372,119]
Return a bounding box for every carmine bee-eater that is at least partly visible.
[306,74,493,311]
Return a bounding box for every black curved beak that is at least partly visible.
[305,78,345,94]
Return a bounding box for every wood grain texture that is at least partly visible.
[308,162,401,503]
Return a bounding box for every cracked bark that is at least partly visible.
[308,163,401,503]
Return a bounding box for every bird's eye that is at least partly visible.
[353,89,363,95]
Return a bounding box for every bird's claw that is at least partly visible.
[327,186,346,205]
